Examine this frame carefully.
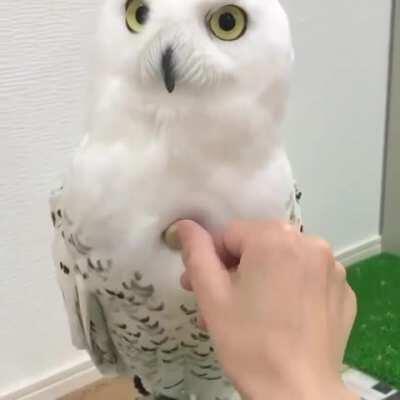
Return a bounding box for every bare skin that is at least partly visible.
[164,220,359,400]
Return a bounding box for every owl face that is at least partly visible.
[95,0,293,102]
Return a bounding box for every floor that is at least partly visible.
[60,378,137,400]
[345,253,400,388]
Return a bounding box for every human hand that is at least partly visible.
[164,220,358,400]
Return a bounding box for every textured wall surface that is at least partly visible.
[0,0,99,395]
[0,0,392,395]
[281,0,391,249]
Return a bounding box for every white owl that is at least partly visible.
[50,0,302,399]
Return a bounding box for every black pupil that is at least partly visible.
[136,5,148,24]
[219,12,236,31]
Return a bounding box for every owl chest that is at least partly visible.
[67,142,292,256]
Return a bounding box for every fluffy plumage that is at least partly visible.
[50,1,302,398]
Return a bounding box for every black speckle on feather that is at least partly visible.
[147,301,165,312]
[163,378,184,390]
[162,345,179,354]
[122,335,136,344]
[127,296,143,306]
[198,332,210,341]
[190,370,207,378]
[133,375,150,397]
[204,375,222,381]
[97,260,105,272]
[180,304,196,315]
[197,364,213,370]
[51,212,56,227]
[193,350,209,358]
[141,345,157,352]
[146,320,159,330]
[151,336,169,346]
[124,280,154,298]
[68,234,76,247]
[134,271,142,281]
[181,341,198,349]
[88,258,96,270]
[59,262,69,275]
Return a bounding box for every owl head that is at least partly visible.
[94,0,293,107]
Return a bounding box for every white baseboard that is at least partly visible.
[1,359,101,400]
[336,235,382,267]
[2,235,382,400]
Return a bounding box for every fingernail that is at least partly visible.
[162,224,182,251]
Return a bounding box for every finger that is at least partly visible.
[345,284,358,325]
[166,221,238,268]
[163,223,182,251]
[176,220,231,307]
[333,261,347,283]
[180,271,193,291]
[197,314,208,332]
[222,220,261,259]
[223,220,291,259]
[213,233,240,269]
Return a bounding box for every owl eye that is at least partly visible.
[208,5,247,41]
[125,0,149,33]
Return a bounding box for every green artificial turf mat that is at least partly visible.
[344,253,400,388]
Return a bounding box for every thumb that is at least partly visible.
[175,220,231,308]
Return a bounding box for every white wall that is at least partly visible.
[281,0,391,249]
[0,0,392,397]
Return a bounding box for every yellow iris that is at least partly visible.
[208,5,247,41]
[126,0,149,33]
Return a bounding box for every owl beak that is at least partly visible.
[161,47,176,93]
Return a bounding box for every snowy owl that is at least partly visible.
[50,0,302,399]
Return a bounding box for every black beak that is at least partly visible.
[161,47,176,93]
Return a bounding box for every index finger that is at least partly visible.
[223,220,295,258]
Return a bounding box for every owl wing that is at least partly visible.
[286,181,304,231]
[50,187,121,376]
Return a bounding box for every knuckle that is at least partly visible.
[314,238,334,260]
[268,219,294,233]
[182,248,195,268]
[346,285,358,315]
[347,284,357,304]
[335,261,347,281]
[281,221,297,233]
